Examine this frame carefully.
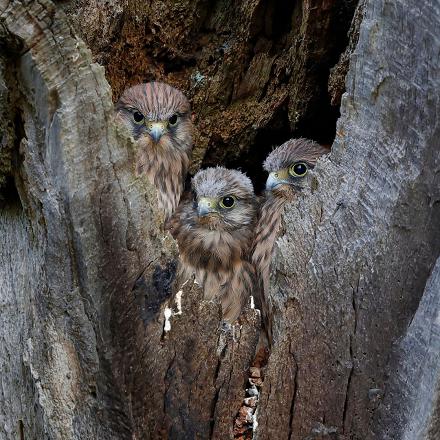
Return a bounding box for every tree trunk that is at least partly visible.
[0,1,439,440]
[256,0,440,437]
[372,257,440,440]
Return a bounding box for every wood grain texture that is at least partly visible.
[371,258,440,440]
[0,1,259,439]
[1,0,439,439]
[256,0,440,438]
[0,1,163,438]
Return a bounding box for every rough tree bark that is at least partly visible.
[372,257,440,440]
[0,1,169,437]
[0,1,439,440]
[0,1,260,439]
[256,1,440,438]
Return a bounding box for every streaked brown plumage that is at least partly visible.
[252,138,328,343]
[115,82,193,218]
[168,167,258,323]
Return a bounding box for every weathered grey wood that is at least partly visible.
[1,0,439,439]
[0,1,161,438]
[372,258,440,440]
[0,1,260,439]
[256,0,440,439]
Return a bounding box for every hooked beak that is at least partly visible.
[148,122,167,142]
[197,197,218,217]
[266,169,290,190]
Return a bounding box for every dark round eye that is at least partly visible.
[220,195,235,209]
[168,114,178,126]
[289,162,308,177]
[132,111,144,124]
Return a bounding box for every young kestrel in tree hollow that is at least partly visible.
[252,138,328,343]
[168,167,258,323]
[115,82,193,218]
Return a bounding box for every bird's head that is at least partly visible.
[263,138,328,199]
[191,167,257,231]
[115,82,192,152]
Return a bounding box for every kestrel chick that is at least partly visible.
[115,82,193,218]
[169,167,258,323]
[252,138,328,342]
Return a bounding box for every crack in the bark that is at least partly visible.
[343,275,360,433]
[352,274,360,335]
[288,342,299,440]
[18,419,24,440]
[209,332,227,438]
[342,341,354,435]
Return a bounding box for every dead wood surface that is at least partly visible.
[1,1,439,440]
[256,1,440,438]
[0,1,259,438]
